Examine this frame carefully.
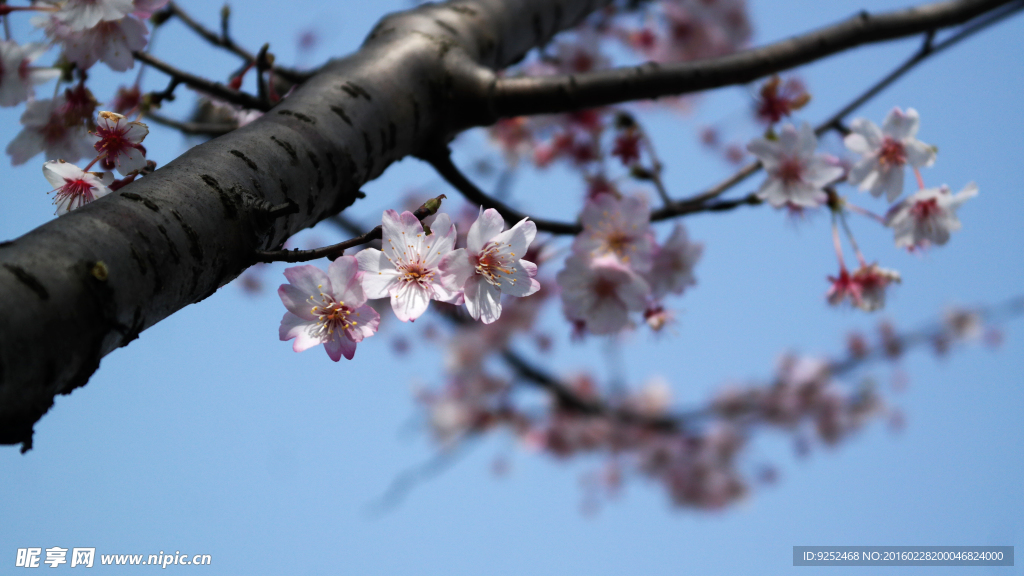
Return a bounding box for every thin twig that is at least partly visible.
[146,111,237,136]
[253,195,447,263]
[423,149,583,235]
[671,0,1024,207]
[163,1,310,84]
[133,51,269,111]
[490,0,1017,117]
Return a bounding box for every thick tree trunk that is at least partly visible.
[0,0,608,449]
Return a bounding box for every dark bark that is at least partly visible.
[0,0,610,449]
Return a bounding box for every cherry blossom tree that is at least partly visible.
[0,0,1020,512]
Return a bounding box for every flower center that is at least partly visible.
[777,157,803,184]
[53,178,95,209]
[878,137,906,166]
[397,262,435,286]
[910,198,941,221]
[593,277,618,299]
[475,244,514,287]
[308,291,357,340]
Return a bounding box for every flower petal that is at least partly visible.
[283,264,330,298]
[356,248,400,299]
[466,207,504,253]
[391,282,432,322]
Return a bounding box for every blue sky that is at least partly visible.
[1,1,1022,574]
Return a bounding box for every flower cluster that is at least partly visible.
[557,192,703,335]
[742,98,976,313]
[278,208,541,360]
[0,0,169,214]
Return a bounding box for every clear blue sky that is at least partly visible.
[1,1,1022,574]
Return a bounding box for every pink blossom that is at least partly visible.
[92,110,149,175]
[556,254,649,334]
[885,183,977,249]
[573,193,655,272]
[7,96,95,165]
[827,264,900,312]
[0,41,61,107]
[356,210,462,322]
[845,107,936,201]
[440,208,541,324]
[45,15,148,71]
[747,123,843,208]
[277,257,380,361]
[645,223,703,298]
[42,159,114,215]
[55,0,134,31]
[755,75,809,124]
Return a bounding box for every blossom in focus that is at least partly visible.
[42,159,114,215]
[55,0,134,31]
[557,254,649,334]
[646,223,703,298]
[0,41,61,107]
[746,122,843,208]
[357,210,462,322]
[93,111,149,175]
[441,208,541,324]
[885,183,977,249]
[277,257,380,361]
[844,107,936,201]
[7,96,95,165]
[573,193,655,272]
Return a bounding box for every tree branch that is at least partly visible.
[163,0,310,84]
[668,0,1024,208]
[133,51,269,111]
[253,195,446,263]
[423,149,583,235]
[145,111,237,137]
[488,0,1017,118]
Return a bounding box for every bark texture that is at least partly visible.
[0,0,609,449]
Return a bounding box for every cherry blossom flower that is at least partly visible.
[573,193,655,272]
[557,254,649,334]
[356,210,462,322]
[885,183,977,249]
[747,123,843,208]
[754,75,810,124]
[42,159,114,215]
[844,107,937,201]
[646,223,703,298]
[55,0,134,31]
[45,15,148,71]
[440,208,541,324]
[828,264,900,312]
[0,41,61,107]
[7,96,95,165]
[850,264,900,312]
[92,110,149,175]
[277,257,380,361]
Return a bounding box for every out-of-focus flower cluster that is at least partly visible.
[413,299,1002,511]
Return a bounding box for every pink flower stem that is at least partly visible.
[913,167,925,190]
[844,201,886,225]
[831,215,847,272]
[83,153,107,172]
[838,212,867,268]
